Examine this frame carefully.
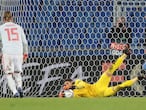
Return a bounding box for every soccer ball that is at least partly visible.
[64,89,74,98]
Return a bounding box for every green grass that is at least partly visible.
[0,97,146,110]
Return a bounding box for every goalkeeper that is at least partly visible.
[59,47,146,97]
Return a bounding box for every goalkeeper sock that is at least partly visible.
[6,74,18,95]
[13,72,22,89]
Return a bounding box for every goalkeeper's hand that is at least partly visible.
[58,91,65,97]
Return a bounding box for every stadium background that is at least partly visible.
[0,0,145,97]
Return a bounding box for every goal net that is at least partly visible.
[0,0,145,97]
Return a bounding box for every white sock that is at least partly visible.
[13,72,22,89]
[6,74,18,95]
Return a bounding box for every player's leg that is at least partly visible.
[13,72,23,97]
[13,55,23,97]
[94,53,127,88]
[103,77,138,97]
[2,54,19,97]
[93,46,131,90]
[92,53,127,96]
[6,73,19,97]
[103,75,146,97]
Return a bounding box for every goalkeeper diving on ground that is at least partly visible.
[59,46,146,98]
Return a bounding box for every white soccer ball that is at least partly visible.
[64,89,74,98]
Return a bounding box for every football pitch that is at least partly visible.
[0,97,146,110]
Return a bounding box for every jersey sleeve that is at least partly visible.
[21,27,28,54]
[74,79,90,89]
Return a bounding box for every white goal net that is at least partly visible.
[0,0,145,97]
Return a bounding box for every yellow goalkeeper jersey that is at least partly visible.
[73,79,97,97]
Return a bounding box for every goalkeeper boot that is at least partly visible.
[137,70,146,80]
[123,45,132,55]
[137,75,146,80]
[14,92,19,98]
[18,87,23,98]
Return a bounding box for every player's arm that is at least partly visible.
[21,27,28,62]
